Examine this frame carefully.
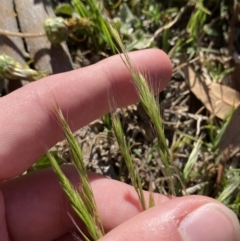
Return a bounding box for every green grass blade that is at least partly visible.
[183,138,202,180]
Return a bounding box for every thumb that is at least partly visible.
[100,196,240,241]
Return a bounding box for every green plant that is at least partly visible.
[48,1,182,238]
[0,55,46,81]
[41,1,240,237]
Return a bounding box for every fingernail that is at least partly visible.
[178,203,240,241]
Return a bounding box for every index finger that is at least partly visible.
[0,49,172,180]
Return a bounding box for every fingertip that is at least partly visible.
[152,48,172,88]
[120,48,173,91]
[95,48,172,108]
[179,202,240,241]
[140,48,172,94]
[135,48,172,86]
[99,195,240,241]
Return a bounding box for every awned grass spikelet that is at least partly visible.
[104,16,181,196]
[48,1,188,238]
[111,112,147,210]
[48,105,104,241]
[42,0,240,231]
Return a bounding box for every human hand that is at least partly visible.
[0,49,239,241]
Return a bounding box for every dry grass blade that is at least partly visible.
[0,29,45,38]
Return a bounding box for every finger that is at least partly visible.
[100,196,240,241]
[2,166,239,241]
[0,49,172,180]
[0,165,170,241]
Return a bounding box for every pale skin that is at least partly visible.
[0,49,239,241]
